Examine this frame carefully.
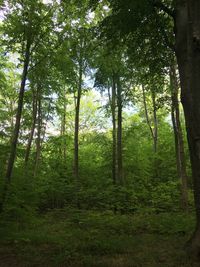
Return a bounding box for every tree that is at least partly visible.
[170,64,189,211]
[175,0,200,253]
[142,85,158,153]
[1,0,55,180]
[94,48,126,185]
[24,85,38,166]
[92,0,200,254]
[0,0,57,210]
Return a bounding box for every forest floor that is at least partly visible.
[0,209,199,267]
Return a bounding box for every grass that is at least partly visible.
[0,208,199,267]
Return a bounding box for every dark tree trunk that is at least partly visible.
[24,87,38,166]
[112,77,117,185]
[170,65,189,211]
[5,40,31,182]
[175,0,200,254]
[74,73,82,184]
[0,40,31,212]
[74,54,83,208]
[108,76,117,185]
[116,75,123,185]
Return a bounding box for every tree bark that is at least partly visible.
[170,65,189,211]
[24,87,38,166]
[175,0,200,254]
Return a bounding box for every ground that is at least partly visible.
[0,209,199,267]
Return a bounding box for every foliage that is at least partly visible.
[0,0,195,265]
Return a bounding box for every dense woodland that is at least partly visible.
[0,0,200,266]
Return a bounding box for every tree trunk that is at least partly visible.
[0,40,31,212]
[61,91,67,162]
[41,99,51,145]
[170,65,189,211]
[116,75,123,185]
[9,100,14,143]
[74,75,81,184]
[151,90,158,153]
[175,0,200,255]
[24,87,38,166]
[108,76,117,185]
[5,40,31,182]
[34,89,42,177]
[142,85,157,153]
[74,54,83,208]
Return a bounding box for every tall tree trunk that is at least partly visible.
[24,87,38,166]
[142,85,158,153]
[175,0,200,254]
[5,40,31,181]
[111,76,117,185]
[116,75,123,185]
[34,90,42,177]
[142,85,153,138]
[61,91,67,162]
[41,99,51,145]
[74,75,81,184]
[170,65,189,211]
[9,100,14,143]
[151,90,158,153]
[108,77,117,185]
[74,55,83,208]
[0,40,31,212]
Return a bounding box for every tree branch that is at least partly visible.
[152,0,175,19]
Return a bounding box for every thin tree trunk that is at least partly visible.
[116,75,123,185]
[0,40,31,212]
[9,100,14,142]
[24,87,38,166]
[170,65,189,211]
[171,90,181,174]
[5,40,31,181]
[108,77,117,185]
[61,92,67,161]
[142,85,157,153]
[41,99,51,145]
[34,90,42,177]
[74,54,83,208]
[151,90,158,153]
[74,75,81,183]
[142,85,154,138]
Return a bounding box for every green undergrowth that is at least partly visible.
[0,209,198,267]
